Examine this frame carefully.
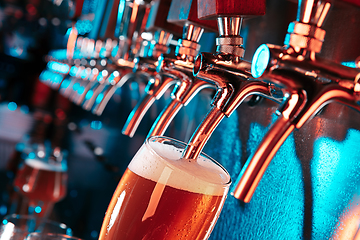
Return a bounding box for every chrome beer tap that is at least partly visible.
[88,0,183,116]
[80,0,154,111]
[122,0,218,137]
[91,28,176,116]
[232,0,360,203]
[181,0,281,160]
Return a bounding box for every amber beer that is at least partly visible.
[99,136,231,240]
[13,157,67,205]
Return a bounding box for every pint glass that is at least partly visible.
[99,136,231,240]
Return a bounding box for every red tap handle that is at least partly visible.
[197,0,266,20]
[167,0,218,32]
[146,0,184,36]
[70,0,85,20]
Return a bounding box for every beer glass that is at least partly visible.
[0,214,72,240]
[99,136,231,240]
[13,147,67,218]
[25,233,82,240]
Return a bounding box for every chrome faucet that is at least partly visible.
[121,25,196,137]
[91,29,175,116]
[121,0,218,137]
[232,0,360,203]
[181,15,281,160]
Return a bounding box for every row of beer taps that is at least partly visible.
[41,0,360,203]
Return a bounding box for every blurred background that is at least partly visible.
[0,0,359,239]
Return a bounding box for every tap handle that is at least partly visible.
[69,0,85,21]
[198,0,265,20]
[167,0,218,32]
[146,0,183,36]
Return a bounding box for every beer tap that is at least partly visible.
[88,0,184,116]
[122,0,218,137]
[181,0,279,160]
[79,0,154,111]
[232,0,360,203]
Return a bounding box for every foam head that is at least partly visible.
[128,137,231,196]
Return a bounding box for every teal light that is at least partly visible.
[72,82,80,91]
[60,79,71,89]
[28,152,36,159]
[95,93,104,103]
[20,105,29,114]
[341,61,357,68]
[78,86,85,95]
[8,102,17,111]
[251,44,270,78]
[70,66,78,76]
[34,206,42,214]
[47,61,69,74]
[85,90,94,100]
[90,121,102,130]
[2,220,7,225]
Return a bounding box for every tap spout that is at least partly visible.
[232,63,360,202]
[122,74,178,137]
[147,55,214,137]
[232,115,295,202]
[182,53,278,160]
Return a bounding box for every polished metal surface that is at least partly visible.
[122,23,211,137]
[182,16,280,160]
[232,0,360,203]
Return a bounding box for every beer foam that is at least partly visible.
[128,141,231,196]
[25,158,67,172]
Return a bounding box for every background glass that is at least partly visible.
[25,232,82,240]
[0,214,72,240]
[98,136,231,240]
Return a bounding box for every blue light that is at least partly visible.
[73,82,80,91]
[70,66,78,77]
[8,102,17,111]
[90,121,102,130]
[60,79,71,89]
[0,205,7,215]
[34,206,42,213]
[28,152,36,159]
[85,90,94,100]
[2,220,8,225]
[80,69,88,79]
[47,61,69,74]
[15,142,26,151]
[251,44,270,78]
[341,61,357,68]
[91,231,98,238]
[20,105,29,114]
[48,49,68,60]
[95,93,104,103]
[78,86,85,95]
[99,49,107,58]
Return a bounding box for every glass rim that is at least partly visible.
[26,232,82,240]
[3,214,70,232]
[145,136,231,186]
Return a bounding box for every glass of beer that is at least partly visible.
[99,136,231,240]
[13,146,68,218]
